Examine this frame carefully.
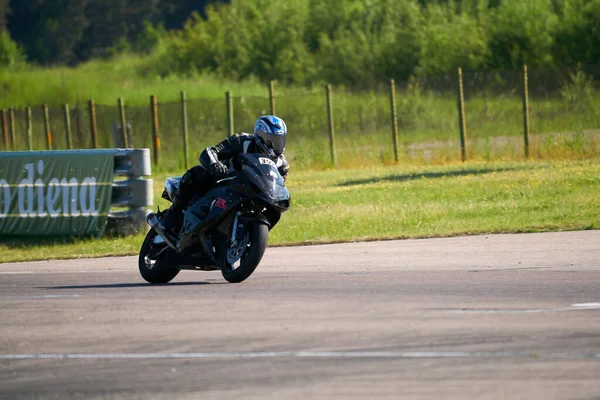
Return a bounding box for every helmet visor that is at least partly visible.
[263,135,286,156]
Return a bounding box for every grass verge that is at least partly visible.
[0,56,273,108]
[1,159,599,263]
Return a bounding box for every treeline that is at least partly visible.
[0,0,225,65]
[1,0,600,88]
[151,0,600,86]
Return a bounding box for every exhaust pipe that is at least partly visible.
[146,213,178,251]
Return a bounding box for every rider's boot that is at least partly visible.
[159,197,186,239]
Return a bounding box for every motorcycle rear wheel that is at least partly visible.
[220,222,268,283]
[138,229,180,284]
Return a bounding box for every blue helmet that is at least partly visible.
[253,115,287,157]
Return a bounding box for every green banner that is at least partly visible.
[0,150,115,236]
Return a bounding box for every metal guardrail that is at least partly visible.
[106,148,153,235]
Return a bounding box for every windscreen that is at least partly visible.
[238,154,287,201]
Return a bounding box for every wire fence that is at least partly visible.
[1,64,599,171]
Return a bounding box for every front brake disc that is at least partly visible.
[226,232,250,264]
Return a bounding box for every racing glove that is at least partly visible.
[209,161,229,180]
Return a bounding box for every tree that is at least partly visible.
[417,2,489,76]
[0,0,9,32]
[6,0,211,64]
[159,0,228,30]
[8,0,88,64]
[488,0,558,69]
[77,0,160,60]
[553,0,600,65]
[313,0,423,85]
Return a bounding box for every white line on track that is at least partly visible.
[0,270,131,274]
[0,271,38,274]
[449,303,600,314]
[1,351,599,361]
[0,295,80,300]
[572,303,600,307]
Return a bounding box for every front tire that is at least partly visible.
[138,229,180,284]
[220,222,268,283]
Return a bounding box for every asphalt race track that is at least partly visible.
[1,231,599,399]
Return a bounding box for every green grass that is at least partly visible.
[279,159,600,243]
[0,56,277,109]
[1,159,599,263]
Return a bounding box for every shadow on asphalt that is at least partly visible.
[336,165,527,187]
[43,282,224,290]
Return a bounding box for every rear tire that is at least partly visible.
[138,229,180,284]
[220,222,268,283]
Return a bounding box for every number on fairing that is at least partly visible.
[259,158,276,167]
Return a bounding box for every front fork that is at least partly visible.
[230,211,244,247]
[202,211,245,265]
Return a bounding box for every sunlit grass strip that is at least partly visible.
[1,159,598,263]
[271,160,600,244]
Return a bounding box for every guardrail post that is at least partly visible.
[26,107,33,150]
[1,109,7,150]
[180,91,189,169]
[226,91,234,137]
[326,84,337,167]
[269,81,276,115]
[9,107,16,150]
[522,64,530,159]
[150,95,160,165]
[389,79,400,162]
[63,104,73,150]
[43,105,52,150]
[118,97,129,148]
[457,67,467,162]
[107,148,153,235]
[88,99,99,148]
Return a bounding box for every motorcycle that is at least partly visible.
[138,153,290,284]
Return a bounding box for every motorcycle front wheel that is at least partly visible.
[220,222,268,283]
[138,229,180,284]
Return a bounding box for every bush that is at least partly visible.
[132,22,168,55]
[560,66,596,110]
[0,31,26,67]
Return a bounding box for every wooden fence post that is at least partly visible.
[522,64,530,159]
[150,95,160,165]
[74,105,82,148]
[88,99,99,148]
[181,91,189,169]
[26,107,33,150]
[457,67,467,162]
[63,104,73,149]
[326,84,337,167]
[269,81,276,115]
[118,97,129,148]
[226,91,234,137]
[43,104,52,150]
[1,110,7,150]
[9,108,16,150]
[389,79,400,162]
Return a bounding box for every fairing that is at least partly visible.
[176,153,290,250]
[238,154,290,204]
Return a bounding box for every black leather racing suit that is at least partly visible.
[166,133,290,227]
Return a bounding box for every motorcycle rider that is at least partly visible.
[159,115,290,238]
